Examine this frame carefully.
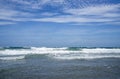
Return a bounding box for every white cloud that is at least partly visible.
[11,0,31,5]
[33,16,114,23]
[0,22,15,25]
[0,0,119,25]
[102,13,120,17]
[40,12,58,16]
[0,9,33,17]
[0,8,34,21]
[65,4,120,16]
[10,0,65,9]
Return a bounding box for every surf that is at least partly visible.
[0,47,120,60]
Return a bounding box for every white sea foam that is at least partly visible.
[81,48,120,53]
[53,56,120,60]
[0,56,25,60]
[0,47,120,60]
[0,47,76,56]
[52,54,120,60]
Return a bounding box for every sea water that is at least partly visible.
[0,47,120,79]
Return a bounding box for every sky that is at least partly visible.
[0,0,120,47]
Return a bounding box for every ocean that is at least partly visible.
[0,47,120,79]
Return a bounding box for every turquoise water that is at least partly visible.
[0,47,120,79]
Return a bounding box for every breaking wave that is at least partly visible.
[0,47,120,60]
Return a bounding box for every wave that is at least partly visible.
[0,55,25,60]
[0,47,120,60]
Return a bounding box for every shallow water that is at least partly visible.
[0,47,120,79]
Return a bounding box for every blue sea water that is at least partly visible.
[0,47,120,79]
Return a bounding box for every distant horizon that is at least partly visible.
[1,46,120,48]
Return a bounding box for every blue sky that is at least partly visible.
[0,0,120,47]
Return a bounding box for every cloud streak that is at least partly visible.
[0,0,119,25]
[0,22,15,25]
[33,16,114,23]
[65,4,120,15]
